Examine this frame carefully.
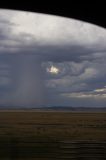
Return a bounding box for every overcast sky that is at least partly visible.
[0,9,106,107]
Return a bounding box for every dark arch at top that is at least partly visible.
[0,2,106,29]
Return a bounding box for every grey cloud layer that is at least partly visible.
[0,9,106,107]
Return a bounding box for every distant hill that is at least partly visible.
[29,106,106,112]
[0,106,106,112]
[36,106,106,112]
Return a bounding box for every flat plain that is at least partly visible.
[0,110,106,159]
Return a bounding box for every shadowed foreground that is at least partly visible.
[0,111,106,159]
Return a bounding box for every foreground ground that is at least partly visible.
[0,110,106,159]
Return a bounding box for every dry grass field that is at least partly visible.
[0,110,106,159]
[0,111,106,140]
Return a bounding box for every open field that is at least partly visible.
[0,111,106,159]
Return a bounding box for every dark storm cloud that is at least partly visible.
[0,9,106,107]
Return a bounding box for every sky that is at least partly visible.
[0,9,106,107]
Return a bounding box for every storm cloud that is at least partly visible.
[0,9,106,107]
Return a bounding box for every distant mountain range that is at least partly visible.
[0,106,106,111]
[32,106,106,112]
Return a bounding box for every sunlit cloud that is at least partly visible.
[47,66,59,74]
[94,86,106,93]
[62,92,106,99]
